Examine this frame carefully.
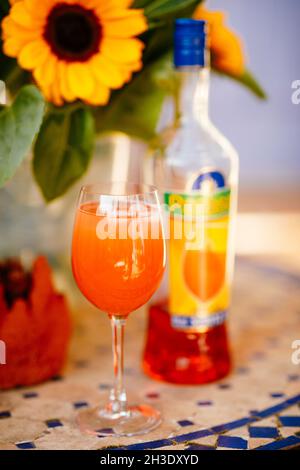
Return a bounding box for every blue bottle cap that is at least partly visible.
[174,18,206,67]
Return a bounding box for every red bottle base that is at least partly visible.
[143,304,231,385]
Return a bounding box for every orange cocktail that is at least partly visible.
[71,183,165,437]
[72,201,165,315]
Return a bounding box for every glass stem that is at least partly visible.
[109,315,127,416]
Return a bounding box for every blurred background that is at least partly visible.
[209,0,300,209]
[208,0,300,257]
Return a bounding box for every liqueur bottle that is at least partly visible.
[143,19,239,384]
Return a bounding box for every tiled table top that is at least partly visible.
[0,257,300,450]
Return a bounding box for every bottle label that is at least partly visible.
[164,182,231,332]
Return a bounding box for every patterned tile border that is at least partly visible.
[113,394,300,450]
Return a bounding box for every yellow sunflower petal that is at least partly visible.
[102,10,147,38]
[194,5,245,77]
[2,16,41,41]
[33,54,58,87]
[108,0,133,8]
[194,6,224,27]
[10,1,44,28]
[37,83,52,103]
[74,0,110,8]
[41,78,63,107]
[119,60,142,82]
[3,37,25,57]
[94,0,133,11]
[24,0,57,19]
[62,0,112,7]
[212,29,245,76]
[67,63,95,100]
[33,56,61,104]
[119,68,132,83]
[42,79,63,107]
[89,54,124,89]
[51,80,64,107]
[124,60,142,73]
[58,61,76,103]
[99,6,141,21]
[85,82,110,106]
[18,40,50,70]
[100,37,144,63]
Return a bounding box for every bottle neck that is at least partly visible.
[176,66,210,126]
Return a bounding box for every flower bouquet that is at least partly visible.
[0,0,265,202]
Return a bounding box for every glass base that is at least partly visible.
[77,404,161,437]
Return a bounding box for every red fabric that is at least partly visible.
[0,257,72,389]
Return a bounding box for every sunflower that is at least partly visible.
[2,0,148,106]
[194,5,245,77]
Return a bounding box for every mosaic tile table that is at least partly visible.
[0,257,300,451]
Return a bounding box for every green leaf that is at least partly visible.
[141,1,203,64]
[94,56,169,141]
[215,68,267,100]
[144,0,200,20]
[238,69,267,99]
[33,107,95,202]
[132,0,153,7]
[0,85,44,187]
[143,24,174,64]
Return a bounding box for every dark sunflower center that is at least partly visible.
[44,3,101,62]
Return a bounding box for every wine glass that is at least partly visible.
[71,182,166,436]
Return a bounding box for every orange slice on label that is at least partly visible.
[183,250,226,302]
